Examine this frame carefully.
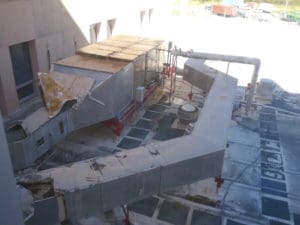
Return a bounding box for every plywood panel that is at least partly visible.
[76,35,164,62]
[112,35,144,43]
[109,52,139,61]
[56,55,128,73]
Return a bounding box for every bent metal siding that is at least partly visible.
[18,66,237,223]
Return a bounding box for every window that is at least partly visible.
[90,22,101,44]
[140,10,146,28]
[9,42,34,101]
[149,8,154,21]
[107,18,116,38]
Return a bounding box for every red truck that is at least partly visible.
[212,4,237,17]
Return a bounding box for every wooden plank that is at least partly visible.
[74,36,164,62]
[55,55,128,73]
[121,48,145,56]
[109,52,139,61]
[112,35,144,43]
[77,44,113,57]
[140,38,164,46]
[101,39,132,48]
[94,43,122,52]
[129,43,155,51]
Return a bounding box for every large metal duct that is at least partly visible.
[6,36,164,171]
[18,62,237,224]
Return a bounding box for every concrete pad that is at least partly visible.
[127,128,149,140]
[117,137,142,149]
[261,151,283,165]
[261,188,287,198]
[261,169,285,181]
[261,197,290,220]
[191,210,221,225]
[135,119,156,130]
[222,160,261,187]
[261,162,284,171]
[290,198,300,215]
[259,120,277,133]
[221,183,261,218]
[225,142,260,164]
[277,115,300,173]
[166,178,220,202]
[259,131,279,141]
[143,111,162,120]
[148,104,167,113]
[228,126,260,148]
[261,178,287,192]
[157,200,189,225]
[286,173,300,198]
[260,139,280,152]
[128,196,159,217]
[26,197,59,225]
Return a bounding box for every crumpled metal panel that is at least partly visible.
[39,72,94,118]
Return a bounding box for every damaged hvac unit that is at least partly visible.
[18,58,237,224]
[6,35,164,170]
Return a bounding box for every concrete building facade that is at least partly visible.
[0,0,157,115]
[0,111,24,225]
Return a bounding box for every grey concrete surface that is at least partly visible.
[0,113,24,225]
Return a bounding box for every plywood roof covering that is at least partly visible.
[39,72,94,118]
[76,35,164,62]
[55,55,129,74]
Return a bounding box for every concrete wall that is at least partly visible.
[0,112,24,225]
[0,0,157,115]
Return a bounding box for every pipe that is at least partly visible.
[174,49,261,114]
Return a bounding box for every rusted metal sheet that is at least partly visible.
[39,72,94,118]
[55,55,129,74]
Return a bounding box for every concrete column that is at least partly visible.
[0,112,24,225]
[0,47,19,114]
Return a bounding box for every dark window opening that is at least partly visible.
[9,42,34,101]
[59,121,64,134]
[90,22,101,44]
